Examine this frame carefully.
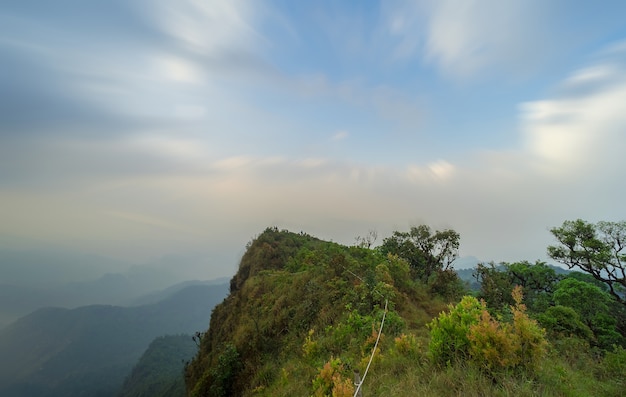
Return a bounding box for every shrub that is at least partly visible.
[394,333,421,358]
[311,357,354,397]
[302,329,319,359]
[553,278,624,350]
[597,345,626,380]
[428,296,484,364]
[202,343,241,397]
[468,309,519,370]
[538,305,594,340]
[429,287,548,374]
[508,286,548,371]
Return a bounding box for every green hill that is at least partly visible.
[118,335,197,397]
[185,227,625,397]
[0,283,228,397]
[185,228,455,396]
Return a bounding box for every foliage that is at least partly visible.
[393,333,422,359]
[474,261,561,313]
[430,287,547,374]
[379,225,460,281]
[428,296,484,364]
[552,278,624,349]
[429,269,467,300]
[507,287,549,370]
[190,343,242,397]
[118,334,197,397]
[548,219,626,305]
[597,345,626,381]
[473,262,515,310]
[311,357,354,397]
[538,305,594,340]
[467,309,519,370]
[208,343,242,397]
[302,329,319,359]
[507,261,562,311]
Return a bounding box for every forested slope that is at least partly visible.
[118,335,197,397]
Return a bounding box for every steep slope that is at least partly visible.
[185,228,449,396]
[0,283,228,397]
[118,335,197,397]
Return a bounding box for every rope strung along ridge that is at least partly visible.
[340,263,389,396]
[353,298,388,397]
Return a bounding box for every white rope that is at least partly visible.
[342,266,384,299]
[353,298,388,397]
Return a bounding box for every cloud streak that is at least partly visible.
[522,44,626,177]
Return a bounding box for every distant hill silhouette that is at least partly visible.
[0,283,228,397]
[0,248,230,329]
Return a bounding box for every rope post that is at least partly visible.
[353,370,363,397]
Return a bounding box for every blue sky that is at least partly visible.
[1,0,626,278]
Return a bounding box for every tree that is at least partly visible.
[379,225,460,281]
[473,262,514,310]
[551,278,623,349]
[474,261,561,312]
[354,229,378,249]
[506,261,561,294]
[506,261,562,312]
[548,219,626,305]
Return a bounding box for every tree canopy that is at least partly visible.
[548,219,626,305]
[379,225,460,281]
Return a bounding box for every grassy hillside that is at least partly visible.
[185,228,625,396]
[0,283,228,397]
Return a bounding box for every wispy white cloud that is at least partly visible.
[379,0,625,81]
[521,47,626,176]
[423,0,542,78]
[150,0,265,56]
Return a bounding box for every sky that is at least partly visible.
[1,0,626,279]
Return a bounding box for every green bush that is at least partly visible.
[429,287,548,373]
[553,278,624,350]
[597,345,626,380]
[428,296,484,364]
[538,305,594,340]
[507,286,548,371]
[208,343,241,397]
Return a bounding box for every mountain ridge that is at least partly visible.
[0,282,229,397]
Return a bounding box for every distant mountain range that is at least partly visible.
[0,247,231,329]
[0,282,229,397]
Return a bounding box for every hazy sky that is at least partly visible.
[1,0,626,278]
